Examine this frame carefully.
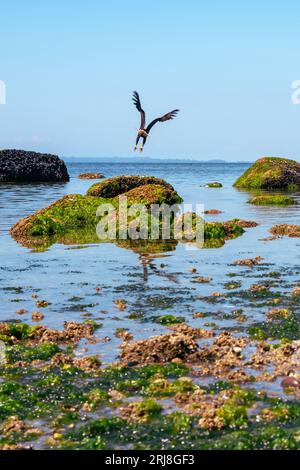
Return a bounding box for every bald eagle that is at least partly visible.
[132,91,179,152]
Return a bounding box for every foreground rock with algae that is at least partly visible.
[10,175,250,250]
[234,157,300,190]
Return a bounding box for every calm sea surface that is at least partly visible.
[0,161,299,377]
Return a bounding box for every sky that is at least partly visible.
[0,0,300,161]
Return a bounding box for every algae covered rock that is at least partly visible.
[87,175,174,197]
[205,182,223,188]
[249,195,297,206]
[10,176,183,248]
[119,331,199,365]
[10,175,249,251]
[233,157,300,190]
[204,220,245,239]
[174,213,247,249]
[0,149,69,183]
[269,224,300,238]
[116,183,182,206]
[11,194,103,243]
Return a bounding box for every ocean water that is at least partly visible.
[0,161,299,376]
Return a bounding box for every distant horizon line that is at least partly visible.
[64,156,253,164]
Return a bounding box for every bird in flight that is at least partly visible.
[132,91,179,152]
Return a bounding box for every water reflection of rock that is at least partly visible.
[139,254,179,284]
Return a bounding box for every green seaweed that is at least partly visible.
[154,314,186,325]
[205,182,223,188]
[0,338,300,450]
[6,343,60,363]
[249,195,297,206]
[249,311,300,341]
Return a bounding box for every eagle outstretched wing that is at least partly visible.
[132,91,145,129]
[146,109,179,134]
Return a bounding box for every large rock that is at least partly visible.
[0,149,69,183]
[87,175,174,197]
[233,157,300,190]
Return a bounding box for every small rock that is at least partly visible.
[78,173,105,180]
[189,267,197,273]
[281,376,300,389]
[32,312,44,322]
[204,182,223,188]
[234,256,264,266]
[114,299,127,310]
[192,276,212,283]
[204,209,223,215]
[16,309,27,315]
[36,300,50,308]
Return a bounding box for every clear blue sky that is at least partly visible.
[0,0,299,161]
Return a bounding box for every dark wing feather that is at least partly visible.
[146,109,179,134]
[132,91,145,129]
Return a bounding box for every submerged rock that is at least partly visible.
[270,224,300,238]
[204,219,247,239]
[233,219,259,228]
[234,256,264,266]
[249,195,296,205]
[0,149,69,183]
[205,209,223,214]
[174,213,247,245]
[233,157,300,190]
[204,182,223,188]
[78,173,105,180]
